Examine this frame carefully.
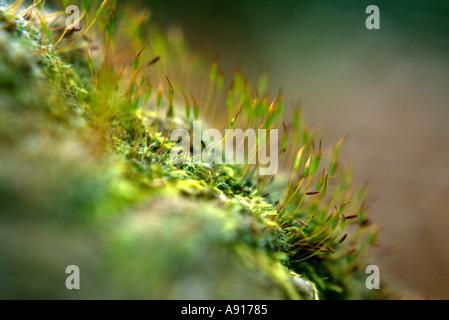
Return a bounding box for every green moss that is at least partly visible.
[0,2,391,299]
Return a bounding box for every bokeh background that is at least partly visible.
[144,0,449,298]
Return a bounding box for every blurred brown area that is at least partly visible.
[277,42,449,299]
[147,0,449,298]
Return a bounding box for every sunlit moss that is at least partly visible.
[0,1,392,299]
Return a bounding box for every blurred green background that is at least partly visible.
[144,0,449,298]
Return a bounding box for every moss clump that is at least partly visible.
[0,2,390,299]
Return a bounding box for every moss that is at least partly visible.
[0,2,391,299]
